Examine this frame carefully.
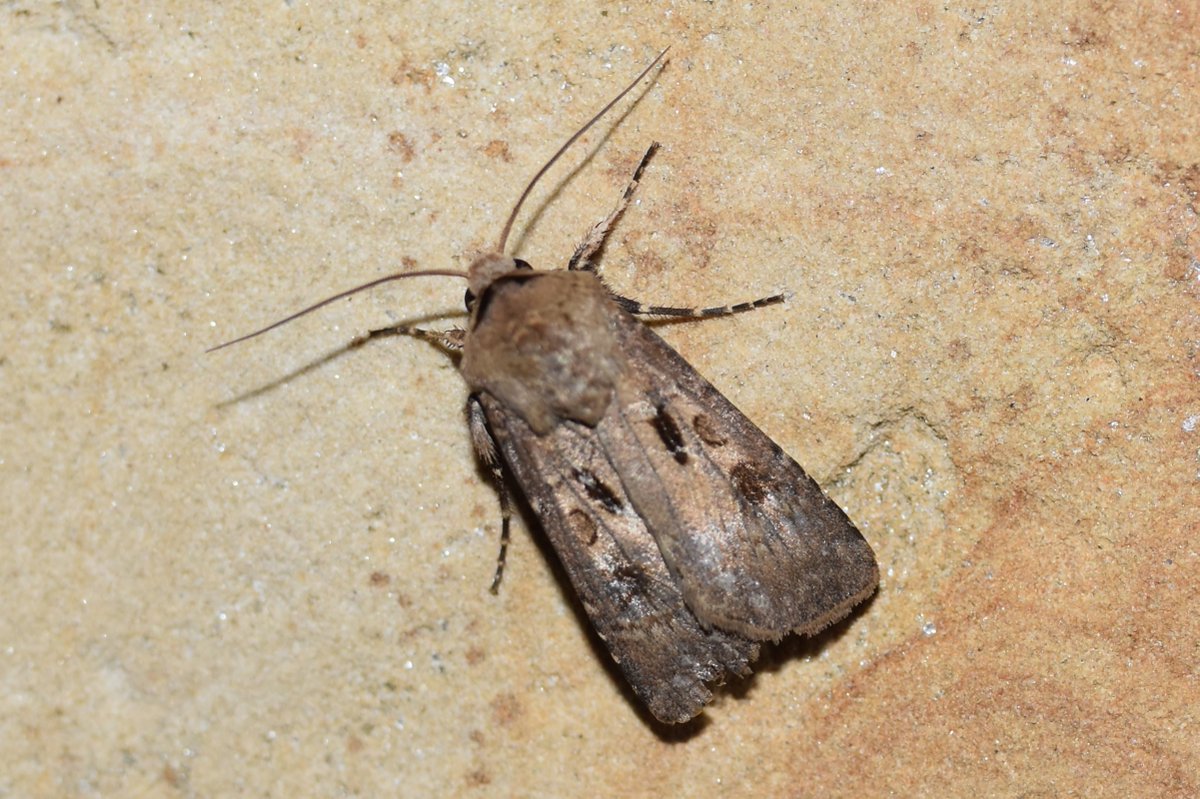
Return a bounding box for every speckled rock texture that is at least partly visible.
[2,3,1196,796]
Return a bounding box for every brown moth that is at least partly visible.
[212,49,878,723]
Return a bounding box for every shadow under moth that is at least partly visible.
[212,49,878,724]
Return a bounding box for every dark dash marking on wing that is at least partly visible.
[565,508,599,546]
[730,462,771,504]
[692,413,727,447]
[652,404,689,464]
[611,558,652,593]
[572,467,623,513]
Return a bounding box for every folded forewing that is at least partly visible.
[477,394,759,724]
[596,313,879,640]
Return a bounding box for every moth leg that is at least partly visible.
[568,142,660,273]
[360,324,466,352]
[467,396,515,594]
[612,292,788,320]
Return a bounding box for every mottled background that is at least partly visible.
[3,2,1196,796]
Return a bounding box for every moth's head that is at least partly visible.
[464,251,532,311]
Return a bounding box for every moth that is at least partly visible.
[212,49,878,723]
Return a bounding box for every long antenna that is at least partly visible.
[495,46,669,253]
[207,48,669,354]
[206,269,467,352]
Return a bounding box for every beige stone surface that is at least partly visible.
[3,2,1197,796]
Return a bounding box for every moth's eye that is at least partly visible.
[463,288,476,310]
[513,258,533,271]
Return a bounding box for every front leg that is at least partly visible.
[568,142,659,273]
[358,324,466,352]
[611,292,787,321]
